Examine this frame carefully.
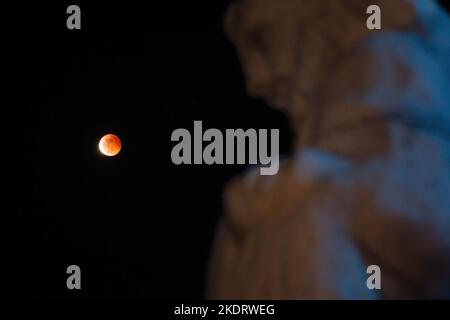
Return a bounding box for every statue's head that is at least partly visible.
[225,0,424,125]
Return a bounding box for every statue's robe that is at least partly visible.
[208,1,450,299]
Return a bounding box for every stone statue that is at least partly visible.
[207,0,450,299]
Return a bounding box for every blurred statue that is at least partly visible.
[208,0,450,299]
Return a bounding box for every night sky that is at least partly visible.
[9,1,292,299]
[6,0,450,299]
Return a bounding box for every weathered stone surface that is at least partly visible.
[208,0,450,299]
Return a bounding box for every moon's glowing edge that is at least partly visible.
[99,137,119,157]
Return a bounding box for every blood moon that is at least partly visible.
[99,134,122,157]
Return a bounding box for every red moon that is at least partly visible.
[99,134,122,156]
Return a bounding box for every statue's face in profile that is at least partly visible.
[225,0,418,125]
[225,0,352,126]
[225,0,302,112]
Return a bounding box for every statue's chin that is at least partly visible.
[269,97,291,111]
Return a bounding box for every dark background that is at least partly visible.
[6,0,450,299]
[9,0,293,299]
